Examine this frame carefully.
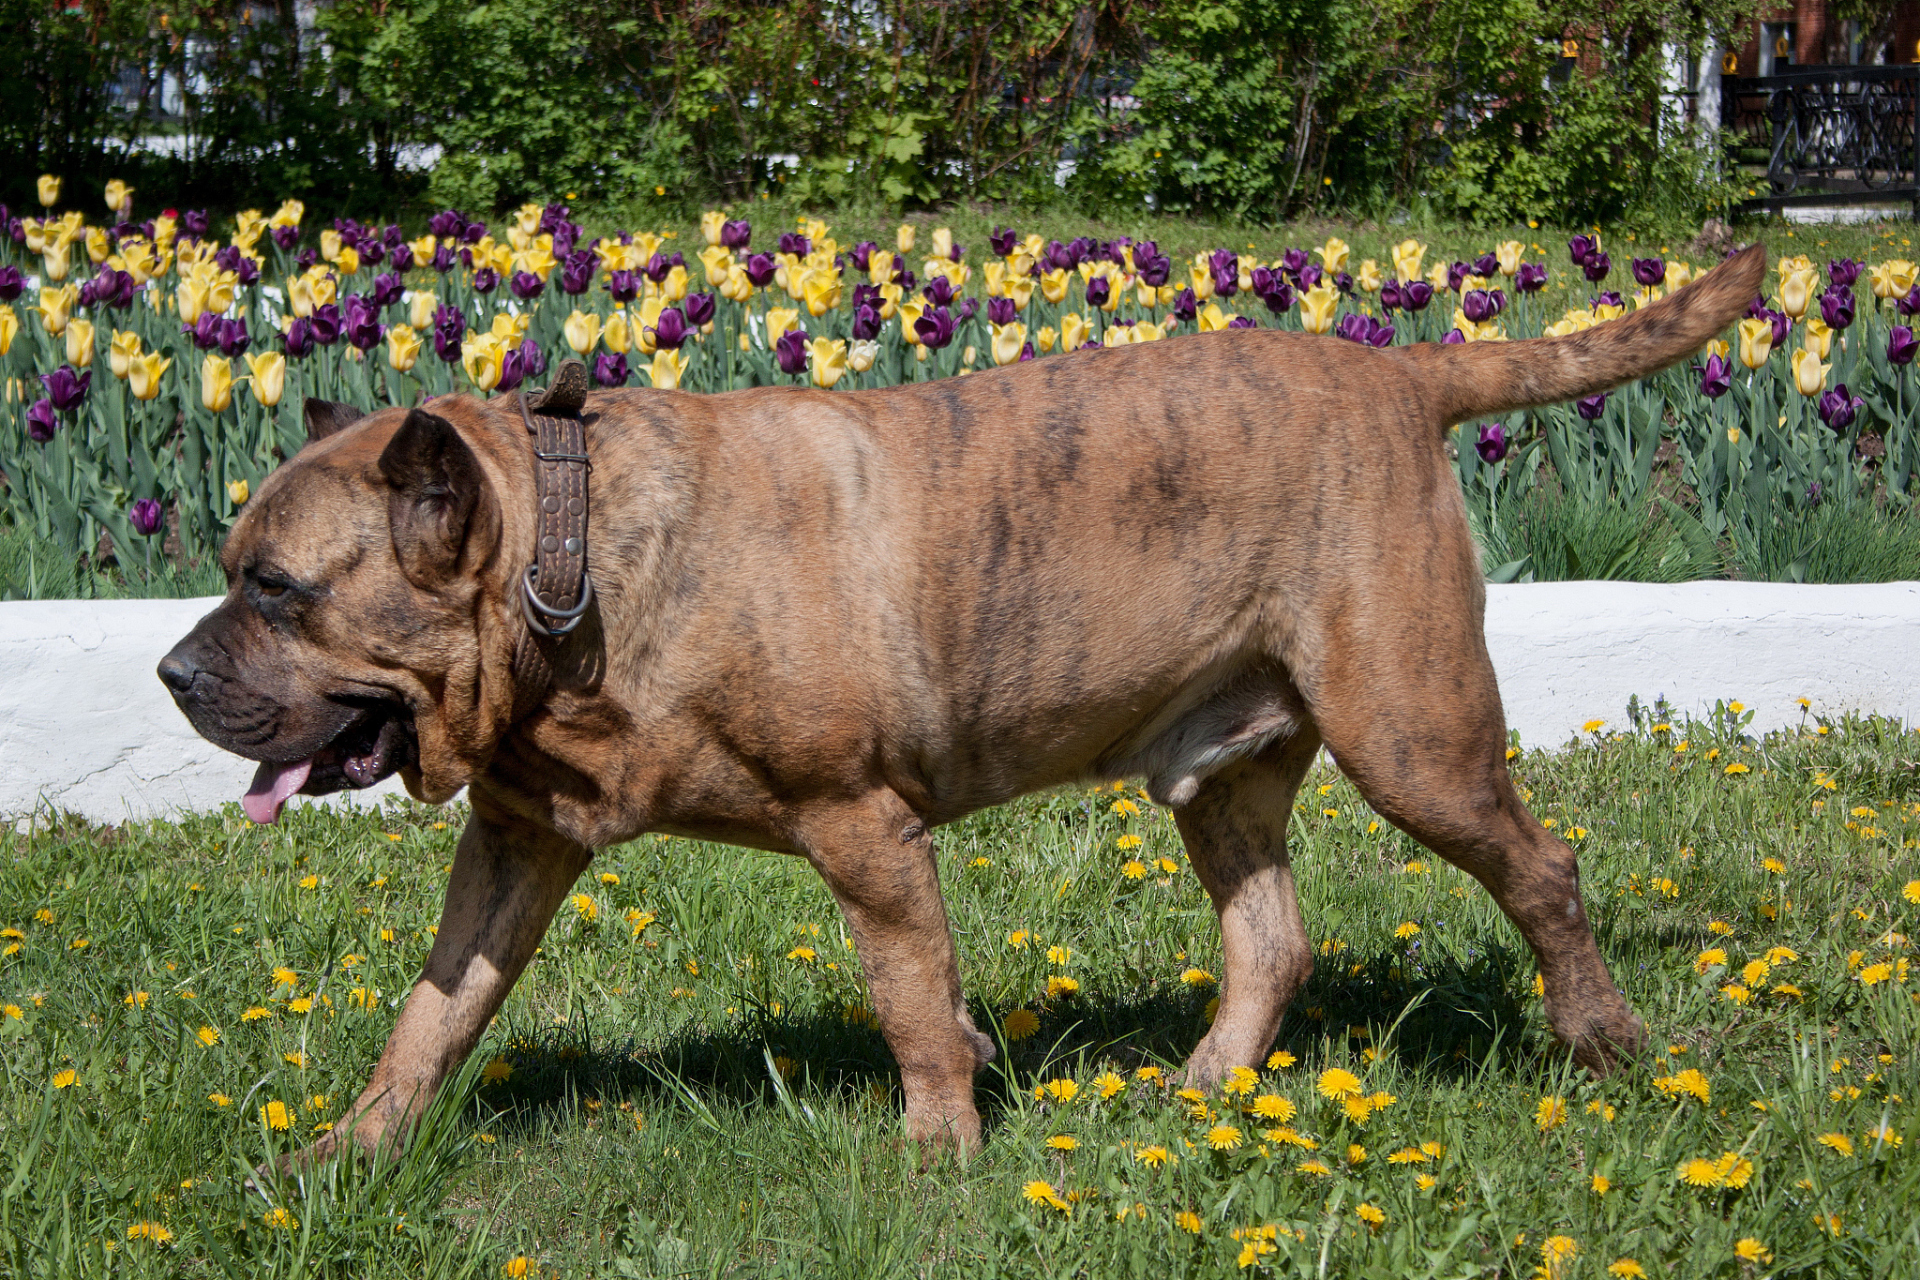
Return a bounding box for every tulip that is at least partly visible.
[129,351,171,400]
[282,317,315,359]
[1568,234,1598,266]
[1298,285,1338,334]
[1461,290,1496,324]
[1391,239,1425,283]
[1086,276,1111,309]
[1475,424,1509,463]
[1817,384,1862,432]
[1695,352,1731,398]
[774,329,809,376]
[721,220,751,251]
[806,336,848,389]
[472,267,499,294]
[27,399,57,441]
[1891,325,1918,366]
[593,352,629,387]
[1310,237,1349,274]
[1401,281,1435,312]
[1060,313,1090,353]
[200,354,234,412]
[184,311,221,351]
[37,175,60,207]
[341,296,382,351]
[1488,241,1521,277]
[1736,317,1773,368]
[563,310,603,355]
[227,479,249,505]
[103,179,133,215]
[1803,316,1833,360]
[130,497,163,537]
[1818,288,1854,330]
[35,283,77,335]
[1828,258,1861,289]
[603,313,631,355]
[1630,257,1666,287]
[662,265,690,302]
[1582,251,1611,283]
[701,211,727,246]
[1198,303,1231,333]
[109,329,140,378]
[0,265,21,302]
[336,245,360,277]
[65,317,94,368]
[1869,260,1917,300]
[462,332,509,392]
[650,306,690,350]
[1777,269,1815,319]
[915,306,955,350]
[40,232,75,282]
[1790,347,1829,397]
[244,351,286,406]
[386,324,421,372]
[1569,393,1603,420]
[1298,264,1324,291]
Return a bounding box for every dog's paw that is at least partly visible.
[1568,1009,1648,1078]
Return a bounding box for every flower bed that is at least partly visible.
[1,183,1917,593]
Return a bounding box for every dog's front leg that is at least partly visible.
[801,791,995,1155]
[294,809,590,1170]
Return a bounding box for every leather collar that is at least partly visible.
[510,359,592,721]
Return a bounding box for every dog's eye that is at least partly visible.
[258,581,287,597]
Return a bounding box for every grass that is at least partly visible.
[2,705,1919,1277]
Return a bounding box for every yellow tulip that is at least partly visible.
[85,226,110,264]
[386,325,422,373]
[700,210,727,246]
[1495,240,1525,276]
[1790,347,1829,397]
[335,244,360,278]
[403,291,434,332]
[1188,264,1215,301]
[409,234,436,265]
[802,269,840,317]
[1040,269,1069,304]
[152,214,177,250]
[990,321,1027,366]
[1774,253,1812,280]
[1299,285,1339,334]
[662,264,689,302]
[698,245,733,288]
[286,275,316,319]
[128,352,171,400]
[244,351,286,406]
[269,199,304,229]
[808,337,848,388]
[1135,279,1160,309]
[1776,269,1815,319]
[645,348,689,390]
[232,209,266,249]
[595,312,627,354]
[1424,261,1452,291]
[982,261,1006,298]
[1355,259,1383,292]
[896,224,916,254]
[41,235,72,283]
[1036,325,1057,353]
[560,310,601,355]
[1196,303,1231,333]
[1869,259,1918,300]
[461,332,509,392]
[176,278,210,326]
[61,317,94,367]
[1668,262,1695,289]
[849,339,879,372]
[1315,238,1349,273]
[1060,313,1090,353]
[925,227,951,263]
[1007,250,1036,280]
[1392,239,1426,283]
[226,478,249,505]
[317,229,341,263]
[1704,338,1729,361]
[37,174,60,207]
[1542,317,1581,338]
[1591,302,1625,323]
[199,354,234,412]
[764,306,800,349]
[1737,317,1774,369]
[876,281,902,319]
[35,284,77,335]
[865,250,895,287]
[1133,319,1166,343]
[489,310,529,344]
[0,308,18,356]
[1005,276,1035,312]
[1802,316,1833,360]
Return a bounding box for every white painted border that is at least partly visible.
[2,583,1915,824]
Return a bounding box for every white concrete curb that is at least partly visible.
[2,583,1915,824]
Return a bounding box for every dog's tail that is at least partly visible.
[1394,241,1767,428]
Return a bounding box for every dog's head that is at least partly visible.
[158,397,514,821]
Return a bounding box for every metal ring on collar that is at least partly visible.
[521,567,595,637]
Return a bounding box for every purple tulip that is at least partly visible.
[1817,384,1863,432]
[1446,262,1470,292]
[309,303,342,346]
[1582,252,1611,283]
[1475,424,1509,463]
[518,338,546,379]
[593,352,629,387]
[956,298,979,323]
[1819,288,1854,330]
[743,254,777,289]
[1568,235,1598,266]
[295,247,319,273]
[684,293,715,328]
[27,399,57,441]
[923,275,955,308]
[849,241,875,273]
[1898,285,1920,319]
[130,497,164,537]
[643,252,673,286]
[472,268,499,294]
[915,306,956,350]
[1250,266,1278,297]
[186,311,223,350]
[282,317,315,359]
[370,272,405,308]
[1013,341,1031,362]
[1335,313,1394,347]
[1767,308,1791,348]
[775,328,809,376]
[1890,325,1918,366]
[1262,280,1296,315]
[1575,393,1607,421]
[722,220,752,251]
[389,244,414,273]
[776,232,811,258]
[1631,257,1666,287]
[559,251,595,295]
[429,210,463,239]
[217,317,251,358]
[649,307,690,350]
[538,204,568,234]
[1043,240,1073,273]
[1227,316,1256,330]
[0,265,22,301]
[1461,290,1496,323]
[990,227,1017,257]
[342,296,383,351]
[271,224,299,252]
[1515,262,1548,293]
[1592,291,1624,310]
[1402,281,1434,312]
[1086,276,1112,308]
[1210,250,1238,294]
[1379,280,1401,311]
[1441,329,1466,344]
[509,270,544,301]
[1695,352,1732,398]
[987,297,1017,326]
[1138,252,1171,288]
[462,220,486,245]
[40,366,90,412]
[601,269,639,304]
[850,304,882,341]
[1470,252,1498,279]
[359,240,386,266]
[948,242,965,263]
[1333,271,1354,296]
[1297,264,1323,291]
[101,268,137,308]
[1280,248,1309,279]
[496,346,528,394]
[1171,287,1197,323]
[1828,258,1861,289]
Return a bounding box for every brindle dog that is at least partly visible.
[160,244,1767,1162]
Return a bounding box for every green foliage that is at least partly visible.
[1730,492,1920,583]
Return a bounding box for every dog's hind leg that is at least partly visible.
[1299,587,1646,1076]
[1174,730,1322,1090]
[799,790,996,1155]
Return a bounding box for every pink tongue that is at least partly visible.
[243,759,313,825]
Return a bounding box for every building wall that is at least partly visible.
[1725,1,1920,75]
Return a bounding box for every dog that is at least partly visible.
[158,244,1767,1161]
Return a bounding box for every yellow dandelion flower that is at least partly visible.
[1904,880,1920,905]
[1694,948,1728,974]
[1006,930,1030,949]
[195,1025,219,1047]
[1724,762,1750,775]
[51,1069,77,1089]
[1394,921,1420,939]
[1536,1095,1567,1131]
[1734,1238,1771,1263]
[1135,1145,1171,1167]
[260,1100,292,1130]
[1654,1068,1711,1104]
[1865,1122,1902,1149]
[1046,1134,1078,1150]
[1415,1172,1437,1190]
[1388,1146,1427,1164]
[1708,920,1733,935]
[1252,1094,1296,1121]
[298,875,319,890]
[1180,967,1215,986]
[1356,1202,1385,1228]
[283,1051,308,1068]
[263,1207,296,1230]
[1047,974,1080,997]
[1297,1159,1331,1176]
[1347,1143,1367,1164]
[1046,944,1072,966]
[1111,798,1141,817]
[1042,1078,1079,1104]
[1317,1068,1362,1099]
[208,1093,231,1106]
[242,1006,272,1022]
[1818,1132,1854,1157]
[1206,1124,1244,1150]
[1003,1009,1040,1041]
[1678,1157,1723,1187]
[1121,859,1149,879]
[1267,1050,1295,1069]
[1343,1096,1374,1123]
[1813,1211,1842,1236]
[504,1259,534,1279]
[1174,1210,1202,1234]
[481,1057,513,1083]
[787,945,816,963]
[1154,857,1180,874]
[126,1221,173,1244]
[1135,1065,1163,1083]
[1116,834,1142,850]
[1607,1260,1647,1278]
[1717,1152,1754,1187]
[1859,962,1893,986]
[1093,1070,1126,1098]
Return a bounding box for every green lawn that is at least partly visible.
[2,707,1917,1278]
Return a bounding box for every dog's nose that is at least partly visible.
[157,651,200,697]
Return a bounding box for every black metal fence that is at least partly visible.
[1721,64,1919,216]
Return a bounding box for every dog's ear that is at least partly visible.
[304,398,363,445]
[378,409,497,587]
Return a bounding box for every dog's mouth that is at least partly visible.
[242,702,418,825]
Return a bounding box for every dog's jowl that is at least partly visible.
[161,246,1768,1163]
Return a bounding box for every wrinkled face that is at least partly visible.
[158,402,504,822]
